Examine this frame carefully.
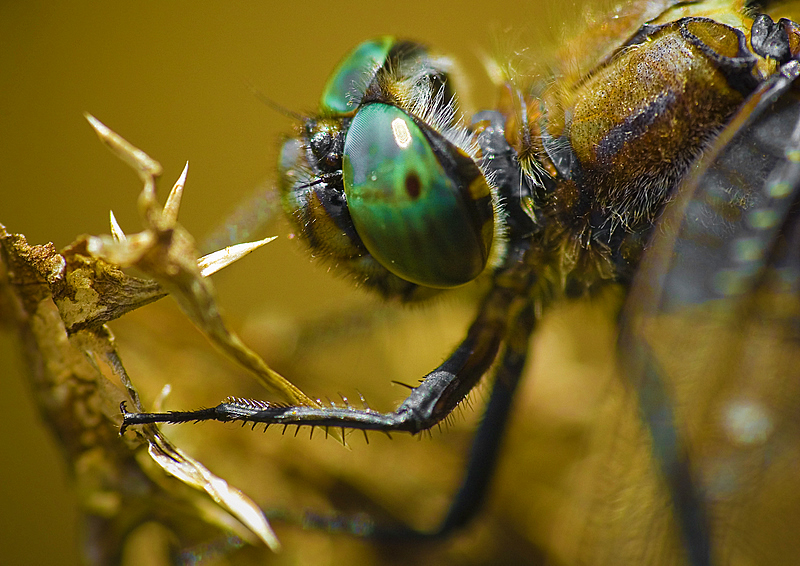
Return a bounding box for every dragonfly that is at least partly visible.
[119,0,800,563]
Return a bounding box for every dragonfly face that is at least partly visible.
[123,1,800,563]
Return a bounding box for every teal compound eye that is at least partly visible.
[342,103,495,288]
[320,37,394,114]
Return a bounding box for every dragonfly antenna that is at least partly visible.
[244,79,304,121]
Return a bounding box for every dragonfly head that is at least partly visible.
[278,38,506,299]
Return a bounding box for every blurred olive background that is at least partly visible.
[0,2,623,565]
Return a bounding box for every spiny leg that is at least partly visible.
[121,242,535,436]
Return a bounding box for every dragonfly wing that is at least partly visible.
[570,61,800,565]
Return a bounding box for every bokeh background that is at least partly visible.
[0,1,641,565]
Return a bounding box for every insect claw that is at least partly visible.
[362,430,369,445]
[118,402,130,435]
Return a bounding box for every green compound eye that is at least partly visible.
[320,37,394,114]
[342,103,494,288]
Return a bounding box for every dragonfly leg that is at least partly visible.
[121,243,534,436]
[297,302,536,540]
[429,302,535,537]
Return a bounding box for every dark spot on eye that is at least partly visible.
[405,171,421,199]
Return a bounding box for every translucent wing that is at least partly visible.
[580,61,800,565]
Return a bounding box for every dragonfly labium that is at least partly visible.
[122,0,800,563]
